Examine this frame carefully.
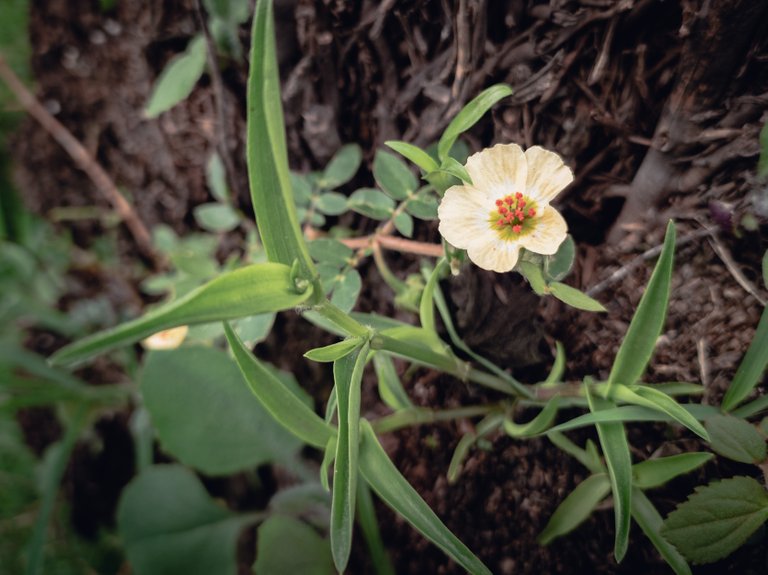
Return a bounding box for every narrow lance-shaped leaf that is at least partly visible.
[504,396,561,438]
[538,474,611,546]
[587,386,632,562]
[358,420,492,575]
[721,303,768,411]
[247,0,316,282]
[330,342,369,573]
[385,140,439,174]
[612,384,709,440]
[632,453,714,490]
[224,322,335,448]
[419,259,447,333]
[356,481,396,575]
[606,221,676,394]
[145,35,206,118]
[631,489,692,575]
[437,84,514,162]
[50,263,312,367]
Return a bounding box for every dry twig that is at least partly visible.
[0,54,163,268]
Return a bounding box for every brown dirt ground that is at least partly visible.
[10,0,768,574]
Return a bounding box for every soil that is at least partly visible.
[9,0,768,574]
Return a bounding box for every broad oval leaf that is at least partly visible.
[538,474,611,545]
[374,149,418,201]
[117,465,261,575]
[50,263,312,367]
[544,235,576,281]
[393,211,414,238]
[606,221,676,392]
[330,269,362,314]
[705,414,767,464]
[348,188,395,220]
[225,323,335,448]
[437,84,513,162]
[315,192,349,216]
[308,238,353,266]
[404,192,438,220]
[193,203,241,232]
[320,144,362,189]
[359,420,492,575]
[254,515,334,575]
[145,35,206,118]
[660,476,768,564]
[141,347,303,474]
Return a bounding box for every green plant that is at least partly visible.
[43,2,768,574]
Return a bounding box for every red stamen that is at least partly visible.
[505,213,514,222]
[497,218,505,226]
[512,225,522,233]
[499,206,508,214]
[515,192,523,199]
[495,199,503,207]
[528,208,536,217]
[518,199,526,208]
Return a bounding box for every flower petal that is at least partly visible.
[524,146,573,203]
[437,184,493,249]
[520,206,568,255]
[467,238,521,273]
[465,143,527,199]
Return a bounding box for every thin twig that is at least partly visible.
[0,54,163,268]
[193,0,243,202]
[341,234,444,258]
[586,228,710,297]
[705,230,767,306]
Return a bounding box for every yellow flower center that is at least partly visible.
[488,192,538,240]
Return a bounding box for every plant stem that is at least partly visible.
[372,405,500,434]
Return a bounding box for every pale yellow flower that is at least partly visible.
[437,143,572,273]
[141,326,189,350]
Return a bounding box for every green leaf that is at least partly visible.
[546,404,718,434]
[758,121,768,179]
[372,352,413,410]
[544,236,576,281]
[247,0,316,281]
[606,221,676,393]
[504,396,561,437]
[118,465,261,575]
[631,489,692,575]
[762,250,768,289]
[304,338,362,363]
[384,140,439,174]
[308,238,353,266]
[330,269,362,314]
[320,144,362,189]
[437,84,513,162]
[141,347,301,475]
[517,261,547,295]
[206,153,230,202]
[705,414,767,464]
[254,515,334,575]
[291,172,313,205]
[224,323,335,448]
[732,394,768,418]
[315,192,349,216]
[356,481,396,575]
[447,414,504,484]
[661,476,768,564]
[419,259,447,333]
[194,203,241,232]
[405,192,439,220]
[330,343,368,572]
[358,420,492,575]
[393,211,414,238]
[721,304,768,411]
[145,35,207,118]
[612,384,709,440]
[538,474,611,545]
[632,453,714,490]
[437,156,472,184]
[374,149,418,201]
[587,389,632,562]
[376,326,462,376]
[348,188,395,220]
[549,282,606,312]
[234,313,275,346]
[50,263,311,367]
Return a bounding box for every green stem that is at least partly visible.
[312,300,371,338]
[372,405,500,434]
